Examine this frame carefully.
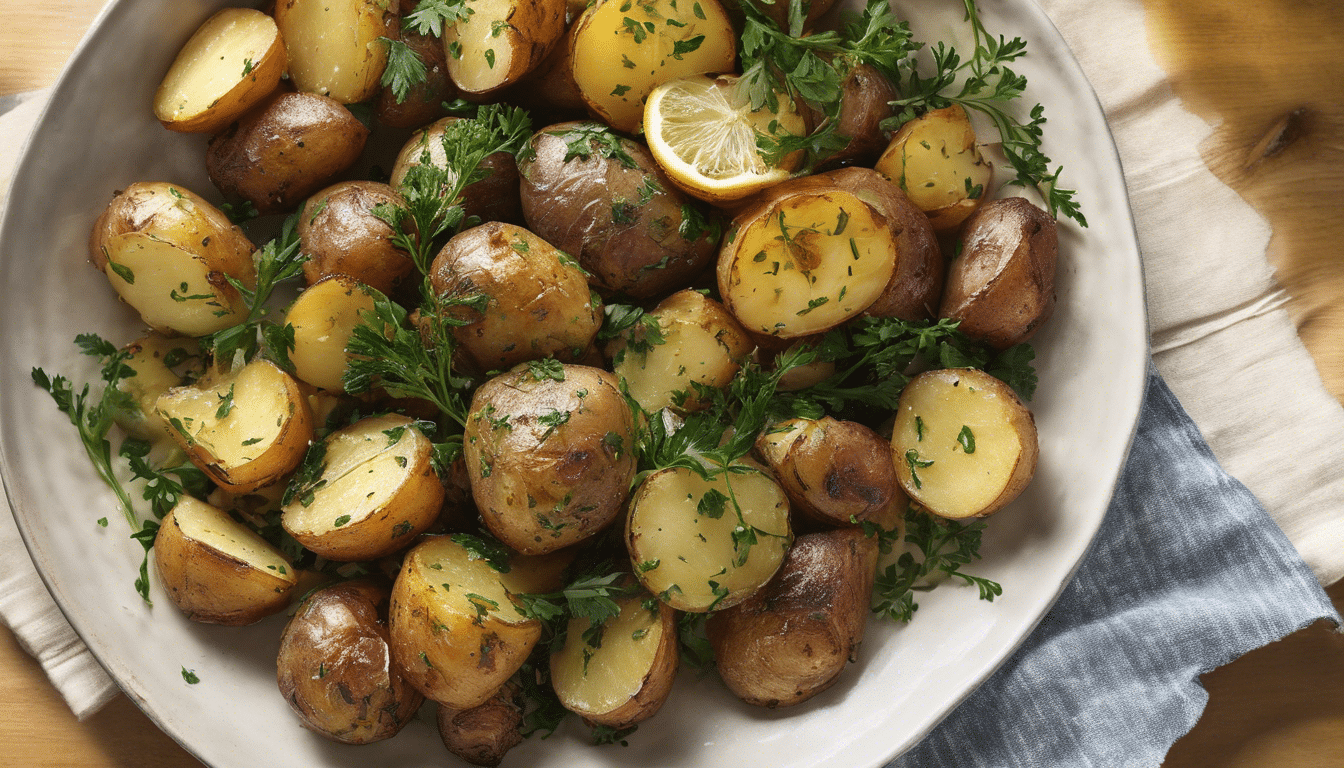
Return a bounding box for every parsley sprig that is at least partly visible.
[870,505,1003,622]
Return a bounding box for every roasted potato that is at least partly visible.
[112,334,202,442]
[754,416,898,528]
[570,0,736,132]
[281,414,444,561]
[154,496,299,625]
[707,528,878,707]
[298,181,415,296]
[376,26,457,128]
[276,581,424,744]
[463,364,636,554]
[891,368,1038,519]
[153,8,286,133]
[428,222,602,374]
[550,584,678,728]
[609,289,752,413]
[939,197,1059,349]
[89,181,256,336]
[814,64,898,169]
[518,122,719,298]
[438,682,527,767]
[285,275,378,392]
[388,536,559,709]
[274,0,396,104]
[876,105,994,232]
[389,118,524,226]
[626,463,792,612]
[156,358,314,494]
[444,0,567,97]
[206,91,369,215]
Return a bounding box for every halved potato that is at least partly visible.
[285,276,378,392]
[626,464,792,612]
[550,584,678,728]
[610,290,752,413]
[717,183,898,338]
[444,0,567,96]
[281,414,444,561]
[388,536,558,709]
[570,0,736,132]
[876,105,993,232]
[754,416,897,528]
[890,368,1038,519]
[153,8,286,133]
[89,182,256,336]
[707,528,878,707]
[113,334,202,442]
[276,580,425,744]
[156,359,314,494]
[154,496,299,625]
[274,0,395,103]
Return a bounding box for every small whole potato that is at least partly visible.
[376,27,457,128]
[754,416,898,528]
[276,581,424,744]
[298,181,415,296]
[206,91,369,215]
[389,118,523,226]
[437,683,527,767]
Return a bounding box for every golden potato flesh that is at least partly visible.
[275,0,394,104]
[707,528,877,708]
[718,186,897,339]
[281,414,444,561]
[89,182,256,336]
[876,105,993,232]
[156,359,314,494]
[113,334,201,443]
[571,0,736,132]
[388,536,546,709]
[626,464,792,612]
[444,0,567,96]
[891,368,1038,519]
[153,8,286,133]
[429,223,601,374]
[754,416,897,528]
[285,275,377,392]
[464,365,636,554]
[298,181,415,297]
[611,290,752,413]
[154,496,299,625]
[551,587,678,728]
[276,581,425,744]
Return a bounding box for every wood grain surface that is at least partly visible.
[0,2,1341,767]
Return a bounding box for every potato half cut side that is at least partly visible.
[388,536,549,709]
[276,581,424,744]
[282,414,444,561]
[627,464,792,612]
[156,359,314,494]
[285,275,378,392]
[444,0,567,96]
[718,188,897,338]
[153,8,286,133]
[876,105,993,232]
[890,368,1038,519]
[707,528,878,707]
[113,334,201,442]
[550,586,678,728]
[154,496,298,625]
[274,0,393,103]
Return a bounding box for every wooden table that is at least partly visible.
[2,2,1342,766]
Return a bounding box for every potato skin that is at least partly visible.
[276,581,424,744]
[389,118,524,227]
[376,27,457,128]
[437,682,526,767]
[464,364,636,554]
[206,91,369,215]
[519,121,718,299]
[817,64,897,169]
[298,181,415,296]
[707,528,878,708]
[754,417,897,528]
[940,197,1059,349]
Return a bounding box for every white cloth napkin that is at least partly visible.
[4,0,1344,724]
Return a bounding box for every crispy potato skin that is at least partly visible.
[519,122,718,298]
[755,417,897,528]
[707,528,878,708]
[206,91,369,215]
[437,682,527,767]
[940,197,1059,349]
[464,365,637,554]
[276,581,424,744]
[298,181,415,296]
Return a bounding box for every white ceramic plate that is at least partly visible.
[0,0,1147,765]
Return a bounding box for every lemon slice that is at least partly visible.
[644,74,807,204]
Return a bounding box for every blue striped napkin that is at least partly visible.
[890,364,1340,767]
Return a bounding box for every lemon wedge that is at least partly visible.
[643,74,808,204]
